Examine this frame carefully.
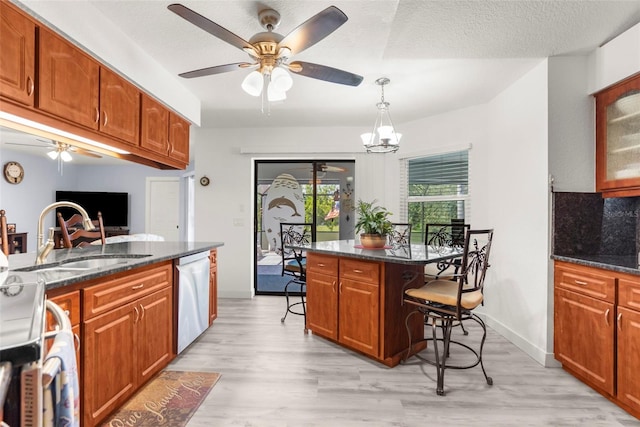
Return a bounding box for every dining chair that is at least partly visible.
[389,223,412,247]
[57,211,106,248]
[402,228,494,396]
[1,210,9,256]
[424,222,470,281]
[279,222,313,331]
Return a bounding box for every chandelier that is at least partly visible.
[361,77,402,153]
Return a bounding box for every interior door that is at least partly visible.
[254,160,355,294]
[146,177,180,240]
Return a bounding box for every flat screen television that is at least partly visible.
[56,191,129,228]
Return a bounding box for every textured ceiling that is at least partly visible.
[79,0,640,128]
[3,0,640,163]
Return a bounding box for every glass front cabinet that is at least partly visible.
[596,73,640,197]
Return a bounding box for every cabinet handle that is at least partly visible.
[353,269,364,274]
[604,309,610,326]
[617,312,622,330]
[134,306,139,323]
[332,280,336,293]
[574,280,588,286]
[339,281,343,294]
[103,111,108,127]
[139,304,145,321]
[74,333,81,351]
[27,76,34,96]
[132,284,144,290]
[318,263,325,267]
[94,108,100,124]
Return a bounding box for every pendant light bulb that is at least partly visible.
[47,150,59,160]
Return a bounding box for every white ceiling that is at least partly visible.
[2,0,640,164]
[83,0,640,128]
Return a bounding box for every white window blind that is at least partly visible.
[401,149,470,241]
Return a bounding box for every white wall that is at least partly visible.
[588,22,640,93]
[484,60,552,365]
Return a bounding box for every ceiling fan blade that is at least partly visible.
[278,6,348,56]
[179,62,255,79]
[168,4,257,54]
[288,61,363,86]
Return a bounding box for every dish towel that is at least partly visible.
[42,329,79,427]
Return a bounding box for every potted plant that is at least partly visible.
[354,199,394,248]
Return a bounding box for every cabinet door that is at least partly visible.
[99,67,140,145]
[136,287,173,385]
[38,27,100,129]
[83,301,136,427]
[169,112,190,164]
[617,306,640,412]
[306,270,338,339]
[0,2,35,106]
[554,288,614,396]
[595,74,640,196]
[140,94,169,155]
[338,278,379,357]
[209,250,218,324]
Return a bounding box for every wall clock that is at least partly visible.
[200,176,210,186]
[3,161,24,184]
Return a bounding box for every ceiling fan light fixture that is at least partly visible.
[267,84,287,101]
[60,150,73,162]
[271,67,293,92]
[241,70,264,96]
[362,77,402,154]
[47,150,59,160]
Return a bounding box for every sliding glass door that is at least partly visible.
[254,160,355,294]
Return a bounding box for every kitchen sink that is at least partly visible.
[14,254,152,272]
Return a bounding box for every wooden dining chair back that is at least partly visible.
[1,210,8,256]
[403,228,495,396]
[279,222,313,330]
[57,211,106,248]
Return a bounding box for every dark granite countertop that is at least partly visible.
[551,254,640,276]
[4,241,224,291]
[290,239,461,265]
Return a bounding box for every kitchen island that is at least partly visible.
[2,240,223,427]
[297,240,461,367]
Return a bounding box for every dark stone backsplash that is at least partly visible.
[553,192,640,256]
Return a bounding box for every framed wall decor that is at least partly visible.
[7,224,16,233]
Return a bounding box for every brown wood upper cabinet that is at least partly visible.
[141,94,190,165]
[0,1,189,169]
[595,73,640,197]
[99,67,140,145]
[38,27,100,129]
[0,1,36,106]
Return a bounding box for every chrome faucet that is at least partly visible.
[36,201,94,265]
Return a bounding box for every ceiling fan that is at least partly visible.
[167,3,363,101]
[4,138,102,160]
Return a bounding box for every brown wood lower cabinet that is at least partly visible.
[554,261,640,419]
[306,252,423,367]
[81,261,174,427]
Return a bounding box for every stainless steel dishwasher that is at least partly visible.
[176,251,211,354]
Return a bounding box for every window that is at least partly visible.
[400,150,469,243]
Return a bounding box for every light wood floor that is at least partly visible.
[169,296,639,426]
